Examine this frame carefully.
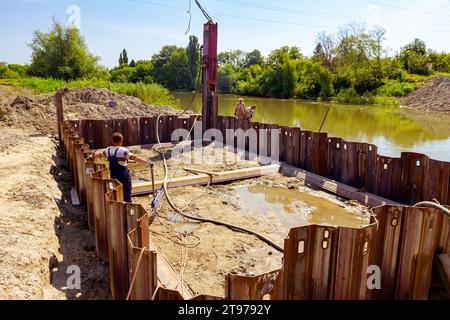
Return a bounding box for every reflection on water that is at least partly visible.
[172,92,450,161]
[235,185,369,237]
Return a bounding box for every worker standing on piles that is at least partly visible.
[90,132,154,203]
[234,98,246,120]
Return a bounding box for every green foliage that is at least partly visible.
[235,64,263,96]
[186,35,200,90]
[110,67,137,83]
[122,49,129,66]
[3,77,175,106]
[260,59,297,99]
[151,45,191,90]
[429,51,450,73]
[217,64,238,94]
[29,21,102,80]
[375,80,416,97]
[218,50,246,68]
[6,21,450,107]
[399,39,431,75]
[334,87,399,106]
[0,64,20,79]
[294,60,334,99]
[243,50,264,68]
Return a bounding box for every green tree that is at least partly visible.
[399,39,431,75]
[29,21,101,80]
[217,64,238,94]
[134,60,154,84]
[295,60,334,99]
[261,59,297,98]
[129,59,136,67]
[235,64,264,96]
[119,52,123,65]
[151,45,190,90]
[268,46,303,64]
[122,49,129,66]
[218,50,246,68]
[244,50,263,68]
[186,35,200,90]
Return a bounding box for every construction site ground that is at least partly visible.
[127,146,371,297]
[0,86,177,299]
[3,84,444,300]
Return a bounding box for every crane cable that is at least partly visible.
[195,0,213,22]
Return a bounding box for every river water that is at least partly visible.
[172,92,450,161]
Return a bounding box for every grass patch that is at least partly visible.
[0,77,177,107]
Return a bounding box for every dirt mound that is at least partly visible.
[0,129,111,299]
[0,87,179,136]
[401,76,450,112]
[0,94,55,135]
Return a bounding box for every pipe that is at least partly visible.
[150,164,156,199]
[413,201,450,217]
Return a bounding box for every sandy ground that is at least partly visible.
[0,85,179,300]
[0,86,121,300]
[129,145,370,297]
[0,128,110,299]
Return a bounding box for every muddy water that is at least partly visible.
[172,92,450,161]
[235,185,369,239]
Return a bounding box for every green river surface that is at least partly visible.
[172,92,450,161]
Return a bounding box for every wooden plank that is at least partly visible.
[281,163,400,208]
[132,164,280,196]
[436,254,450,293]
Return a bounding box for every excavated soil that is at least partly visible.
[126,145,371,297]
[0,128,110,299]
[401,76,450,112]
[0,86,168,299]
[0,86,178,136]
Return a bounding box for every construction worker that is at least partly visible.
[91,132,153,203]
[234,98,246,120]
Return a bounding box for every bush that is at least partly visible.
[0,65,20,79]
[111,67,137,83]
[375,80,415,97]
[334,87,364,104]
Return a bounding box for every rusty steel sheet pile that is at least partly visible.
[57,88,449,301]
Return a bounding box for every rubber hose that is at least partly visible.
[413,201,450,217]
[156,114,284,253]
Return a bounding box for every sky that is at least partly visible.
[1,0,450,68]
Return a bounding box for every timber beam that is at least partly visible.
[132,164,280,196]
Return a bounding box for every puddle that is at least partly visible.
[234,185,369,234]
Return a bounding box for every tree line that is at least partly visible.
[1,21,450,104]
